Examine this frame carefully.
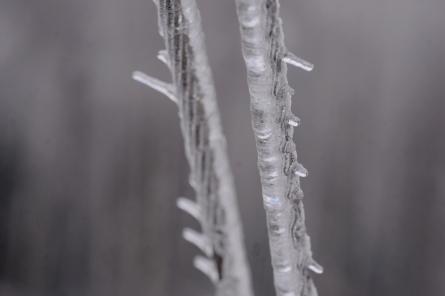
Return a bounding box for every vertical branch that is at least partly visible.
[234,0,322,295]
[134,0,253,295]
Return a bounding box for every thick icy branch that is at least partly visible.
[135,0,254,295]
[234,0,322,295]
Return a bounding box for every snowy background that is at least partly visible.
[0,0,444,295]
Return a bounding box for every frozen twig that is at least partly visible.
[176,197,200,221]
[234,0,322,295]
[134,0,253,295]
[194,255,219,284]
[283,52,314,72]
[182,228,213,257]
[132,71,177,103]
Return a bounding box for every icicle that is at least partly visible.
[288,114,301,127]
[293,163,308,178]
[182,228,213,257]
[132,71,177,103]
[176,197,200,221]
[157,49,170,67]
[193,255,219,284]
[307,260,324,274]
[283,52,314,72]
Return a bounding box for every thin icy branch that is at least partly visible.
[283,52,314,72]
[234,0,322,295]
[177,197,201,221]
[132,71,177,103]
[308,260,324,275]
[134,0,253,295]
[194,255,219,284]
[182,228,213,257]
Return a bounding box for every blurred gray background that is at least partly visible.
[0,0,444,295]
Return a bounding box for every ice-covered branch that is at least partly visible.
[234,0,322,295]
[134,0,253,295]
